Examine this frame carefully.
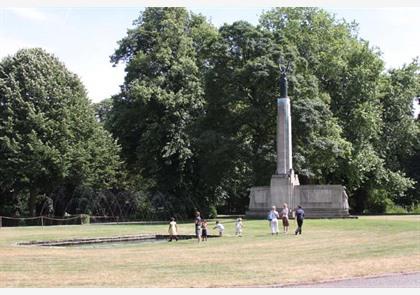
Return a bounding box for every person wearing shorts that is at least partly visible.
[201,219,208,241]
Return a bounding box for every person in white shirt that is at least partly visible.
[267,205,280,235]
[213,220,225,236]
[235,218,244,237]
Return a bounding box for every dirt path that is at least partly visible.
[287,272,420,288]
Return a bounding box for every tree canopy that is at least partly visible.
[103,7,420,216]
[1,8,419,219]
[0,48,123,216]
[108,7,420,216]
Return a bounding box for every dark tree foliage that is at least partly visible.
[3,8,418,218]
[104,7,419,216]
[108,8,208,217]
[379,61,420,208]
[0,48,123,216]
[259,8,417,213]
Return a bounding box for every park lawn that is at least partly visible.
[0,216,419,287]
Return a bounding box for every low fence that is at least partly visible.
[0,215,245,228]
[0,215,122,228]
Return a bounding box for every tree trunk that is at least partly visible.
[28,191,37,217]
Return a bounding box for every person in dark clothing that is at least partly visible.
[295,205,304,235]
[201,219,208,241]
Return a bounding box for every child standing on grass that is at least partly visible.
[235,218,244,237]
[201,219,208,241]
[213,220,225,236]
[168,217,178,242]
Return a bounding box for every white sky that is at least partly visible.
[0,1,419,116]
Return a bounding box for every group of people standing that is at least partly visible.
[167,205,304,243]
[169,211,242,243]
[268,203,305,235]
[194,211,227,242]
[195,211,244,241]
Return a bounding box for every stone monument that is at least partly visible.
[246,60,349,218]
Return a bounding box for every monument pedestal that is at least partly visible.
[246,174,350,218]
[246,173,297,218]
[270,174,295,210]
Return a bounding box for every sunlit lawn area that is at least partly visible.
[0,215,419,287]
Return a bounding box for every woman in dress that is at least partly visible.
[168,217,178,241]
[281,203,290,234]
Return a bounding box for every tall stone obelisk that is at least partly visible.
[276,68,293,176]
[270,62,297,210]
[246,61,349,218]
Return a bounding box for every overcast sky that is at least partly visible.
[0,3,419,116]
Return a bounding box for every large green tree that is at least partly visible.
[108,8,210,217]
[379,60,420,207]
[104,7,419,216]
[259,7,416,213]
[0,48,122,216]
[198,19,351,212]
[196,21,282,212]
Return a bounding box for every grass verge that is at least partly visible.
[0,215,419,287]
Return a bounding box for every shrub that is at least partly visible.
[385,204,408,214]
[208,205,218,219]
[80,214,90,224]
[407,205,420,214]
[365,189,391,213]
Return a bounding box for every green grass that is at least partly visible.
[0,215,419,287]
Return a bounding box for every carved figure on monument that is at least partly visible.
[279,59,291,99]
[342,187,350,210]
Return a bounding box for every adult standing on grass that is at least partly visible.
[281,203,290,234]
[195,211,202,243]
[295,205,305,235]
[268,206,280,235]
